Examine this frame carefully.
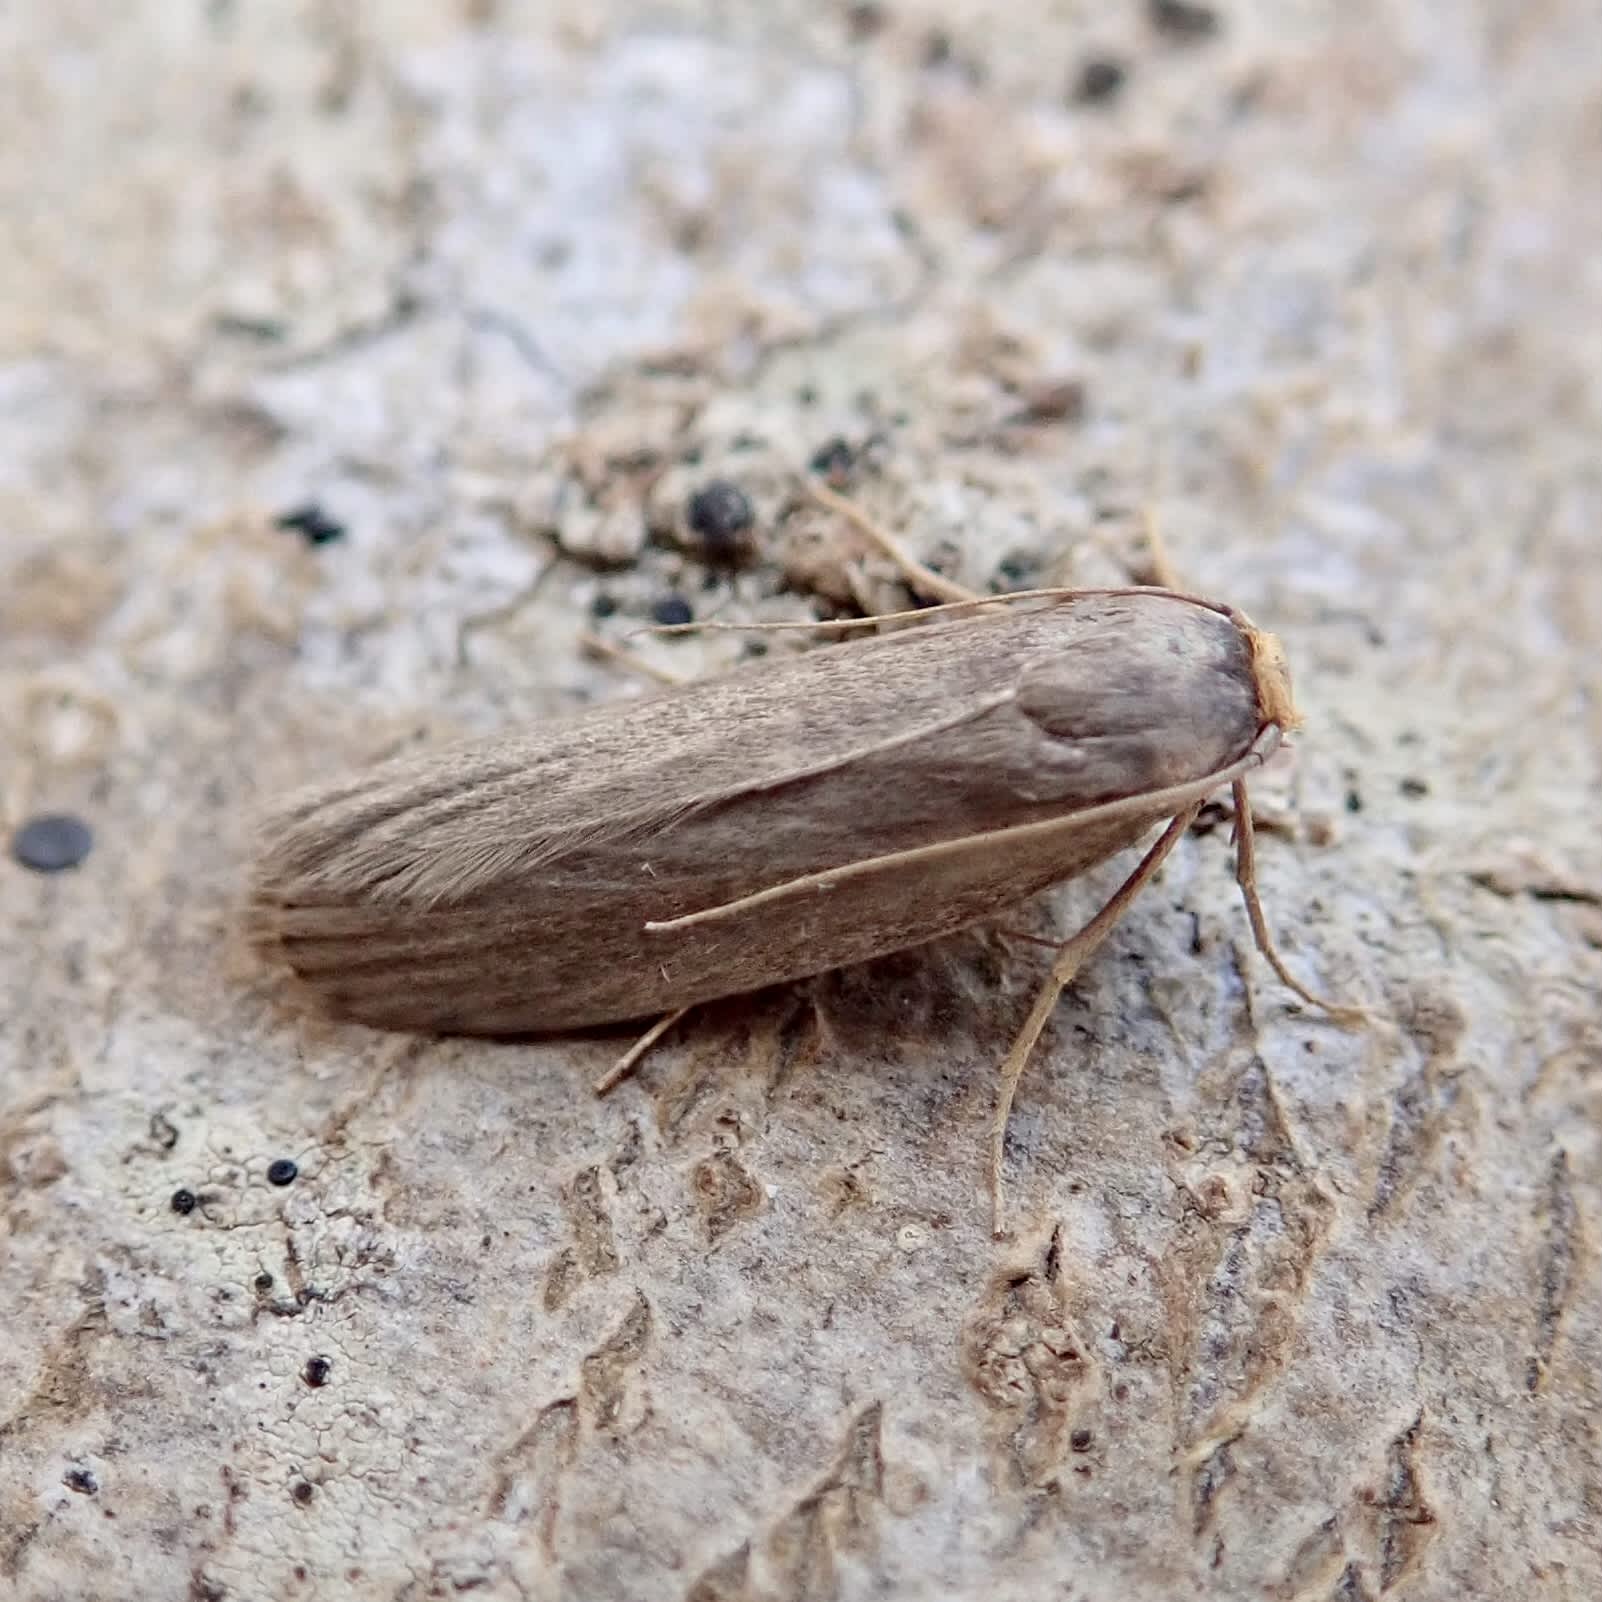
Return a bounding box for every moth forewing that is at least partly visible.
[247,585,1346,1231]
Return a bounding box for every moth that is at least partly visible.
[248,524,1353,1234]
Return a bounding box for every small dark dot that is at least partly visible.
[844,2,887,40]
[266,1158,299,1187]
[921,29,954,68]
[215,313,289,343]
[1345,789,1364,813]
[589,592,618,619]
[995,554,1037,587]
[12,814,94,873]
[291,1481,315,1505]
[809,437,856,483]
[302,1355,333,1388]
[1014,380,1086,424]
[171,1188,198,1216]
[651,594,694,628]
[1148,0,1219,42]
[1070,1428,1094,1452]
[796,383,819,406]
[64,1467,99,1494]
[1399,777,1429,799]
[274,502,345,546]
[254,1272,275,1292]
[685,481,754,559]
[1074,57,1127,104]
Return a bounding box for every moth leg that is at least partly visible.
[805,478,982,606]
[1231,779,1366,1024]
[1137,504,1184,590]
[576,628,688,688]
[990,923,1062,951]
[594,1005,693,1095]
[989,804,1202,1238]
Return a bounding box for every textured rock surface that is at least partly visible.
[3,3,1599,1599]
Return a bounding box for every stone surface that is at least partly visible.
[2,4,1599,1600]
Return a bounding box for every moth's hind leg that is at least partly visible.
[593,1006,693,1096]
[988,804,1202,1239]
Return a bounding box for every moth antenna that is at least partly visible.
[576,628,687,688]
[803,476,983,605]
[643,737,1274,939]
[1231,778,1365,1023]
[629,585,1244,646]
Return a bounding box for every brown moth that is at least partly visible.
[247,582,1351,1233]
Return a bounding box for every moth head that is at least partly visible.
[1242,623,1303,734]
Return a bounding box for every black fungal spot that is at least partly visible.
[1399,777,1429,799]
[64,1467,99,1494]
[1149,0,1219,42]
[1074,57,1127,104]
[651,594,694,628]
[1070,1428,1094,1452]
[994,553,1038,588]
[254,1272,275,1292]
[685,480,755,559]
[589,592,618,619]
[274,503,345,546]
[1345,788,1364,813]
[11,814,94,873]
[291,1481,315,1505]
[809,437,856,484]
[844,2,887,40]
[215,312,289,343]
[171,1188,198,1216]
[302,1356,332,1388]
[1013,380,1086,424]
[266,1158,299,1187]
